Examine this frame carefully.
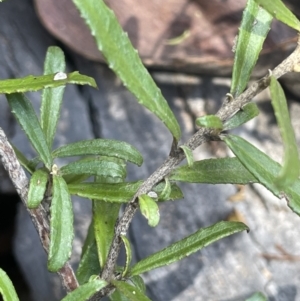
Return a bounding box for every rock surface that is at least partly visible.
[0,0,300,301]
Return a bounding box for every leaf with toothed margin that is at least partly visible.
[0,71,96,94]
[41,46,66,149]
[72,0,181,140]
[254,0,300,31]
[269,76,300,189]
[230,0,272,97]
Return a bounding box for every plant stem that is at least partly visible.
[100,38,300,288]
[0,127,79,292]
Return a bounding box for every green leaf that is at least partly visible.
[231,0,272,97]
[93,201,120,267]
[170,158,257,184]
[0,268,19,301]
[223,103,260,130]
[246,292,267,301]
[0,71,96,94]
[110,290,131,301]
[180,145,194,167]
[195,115,223,130]
[27,156,42,171]
[129,276,146,294]
[121,235,132,277]
[223,134,300,216]
[130,221,248,276]
[61,278,107,301]
[76,221,101,285]
[60,158,126,179]
[48,174,74,272]
[72,0,181,140]
[254,0,300,31]
[52,139,143,166]
[12,145,35,174]
[68,181,183,203]
[41,46,66,148]
[27,169,49,209]
[138,194,160,227]
[63,174,91,185]
[269,76,300,189]
[6,93,52,169]
[153,181,183,201]
[111,281,152,301]
[69,181,142,203]
[159,178,172,201]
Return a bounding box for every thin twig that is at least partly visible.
[0,128,79,292]
[100,39,300,286]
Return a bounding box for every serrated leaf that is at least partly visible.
[48,175,74,272]
[0,268,19,301]
[223,134,300,216]
[93,201,120,267]
[68,181,183,203]
[61,279,107,301]
[76,221,101,285]
[129,276,146,294]
[170,158,257,184]
[269,76,300,189]
[195,115,223,130]
[41,46,66,148]
[27,169,49,209]
[12,145,35,174]
[246,292,267,301]
[0,71,96,94]
[72,0,181,140]
[111,281,152,301]
[52,139,143,166]
[223,103,260,130]
[129,221,248,276]
[6,93,52,169]
[180,145,194,167]
[159,178,172,200]
[231,0,272,97]
[60,158,126,179]
[121,235,132,277]
[138,194,160,227]
[254,0,300,31]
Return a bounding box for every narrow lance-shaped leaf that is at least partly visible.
[121,235,132,277]
[27,169,49,209]
[41,46,66,148]
[76,221,101,285]
[195,115,223,130]
[269,76,300,189]
[0,71,96,94]
[60,158,126,179]
[61,279,107,301]
[231,0,272,97]
[254,0,300,31]
[223,103,259,130]
[6,93,52,169]
[170,158,257,184]
[68,181,183,203]
[93,166,124,269]
[52,139,143,166]
[246,292,267,301]
[0,268,20,301]
[111,281,152,301]
[130,221,248,276]
[180,145,194,167]
[223,134,300,216]
[138,194,160,227]
[48,173,74,272]
[72,0,181,140]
